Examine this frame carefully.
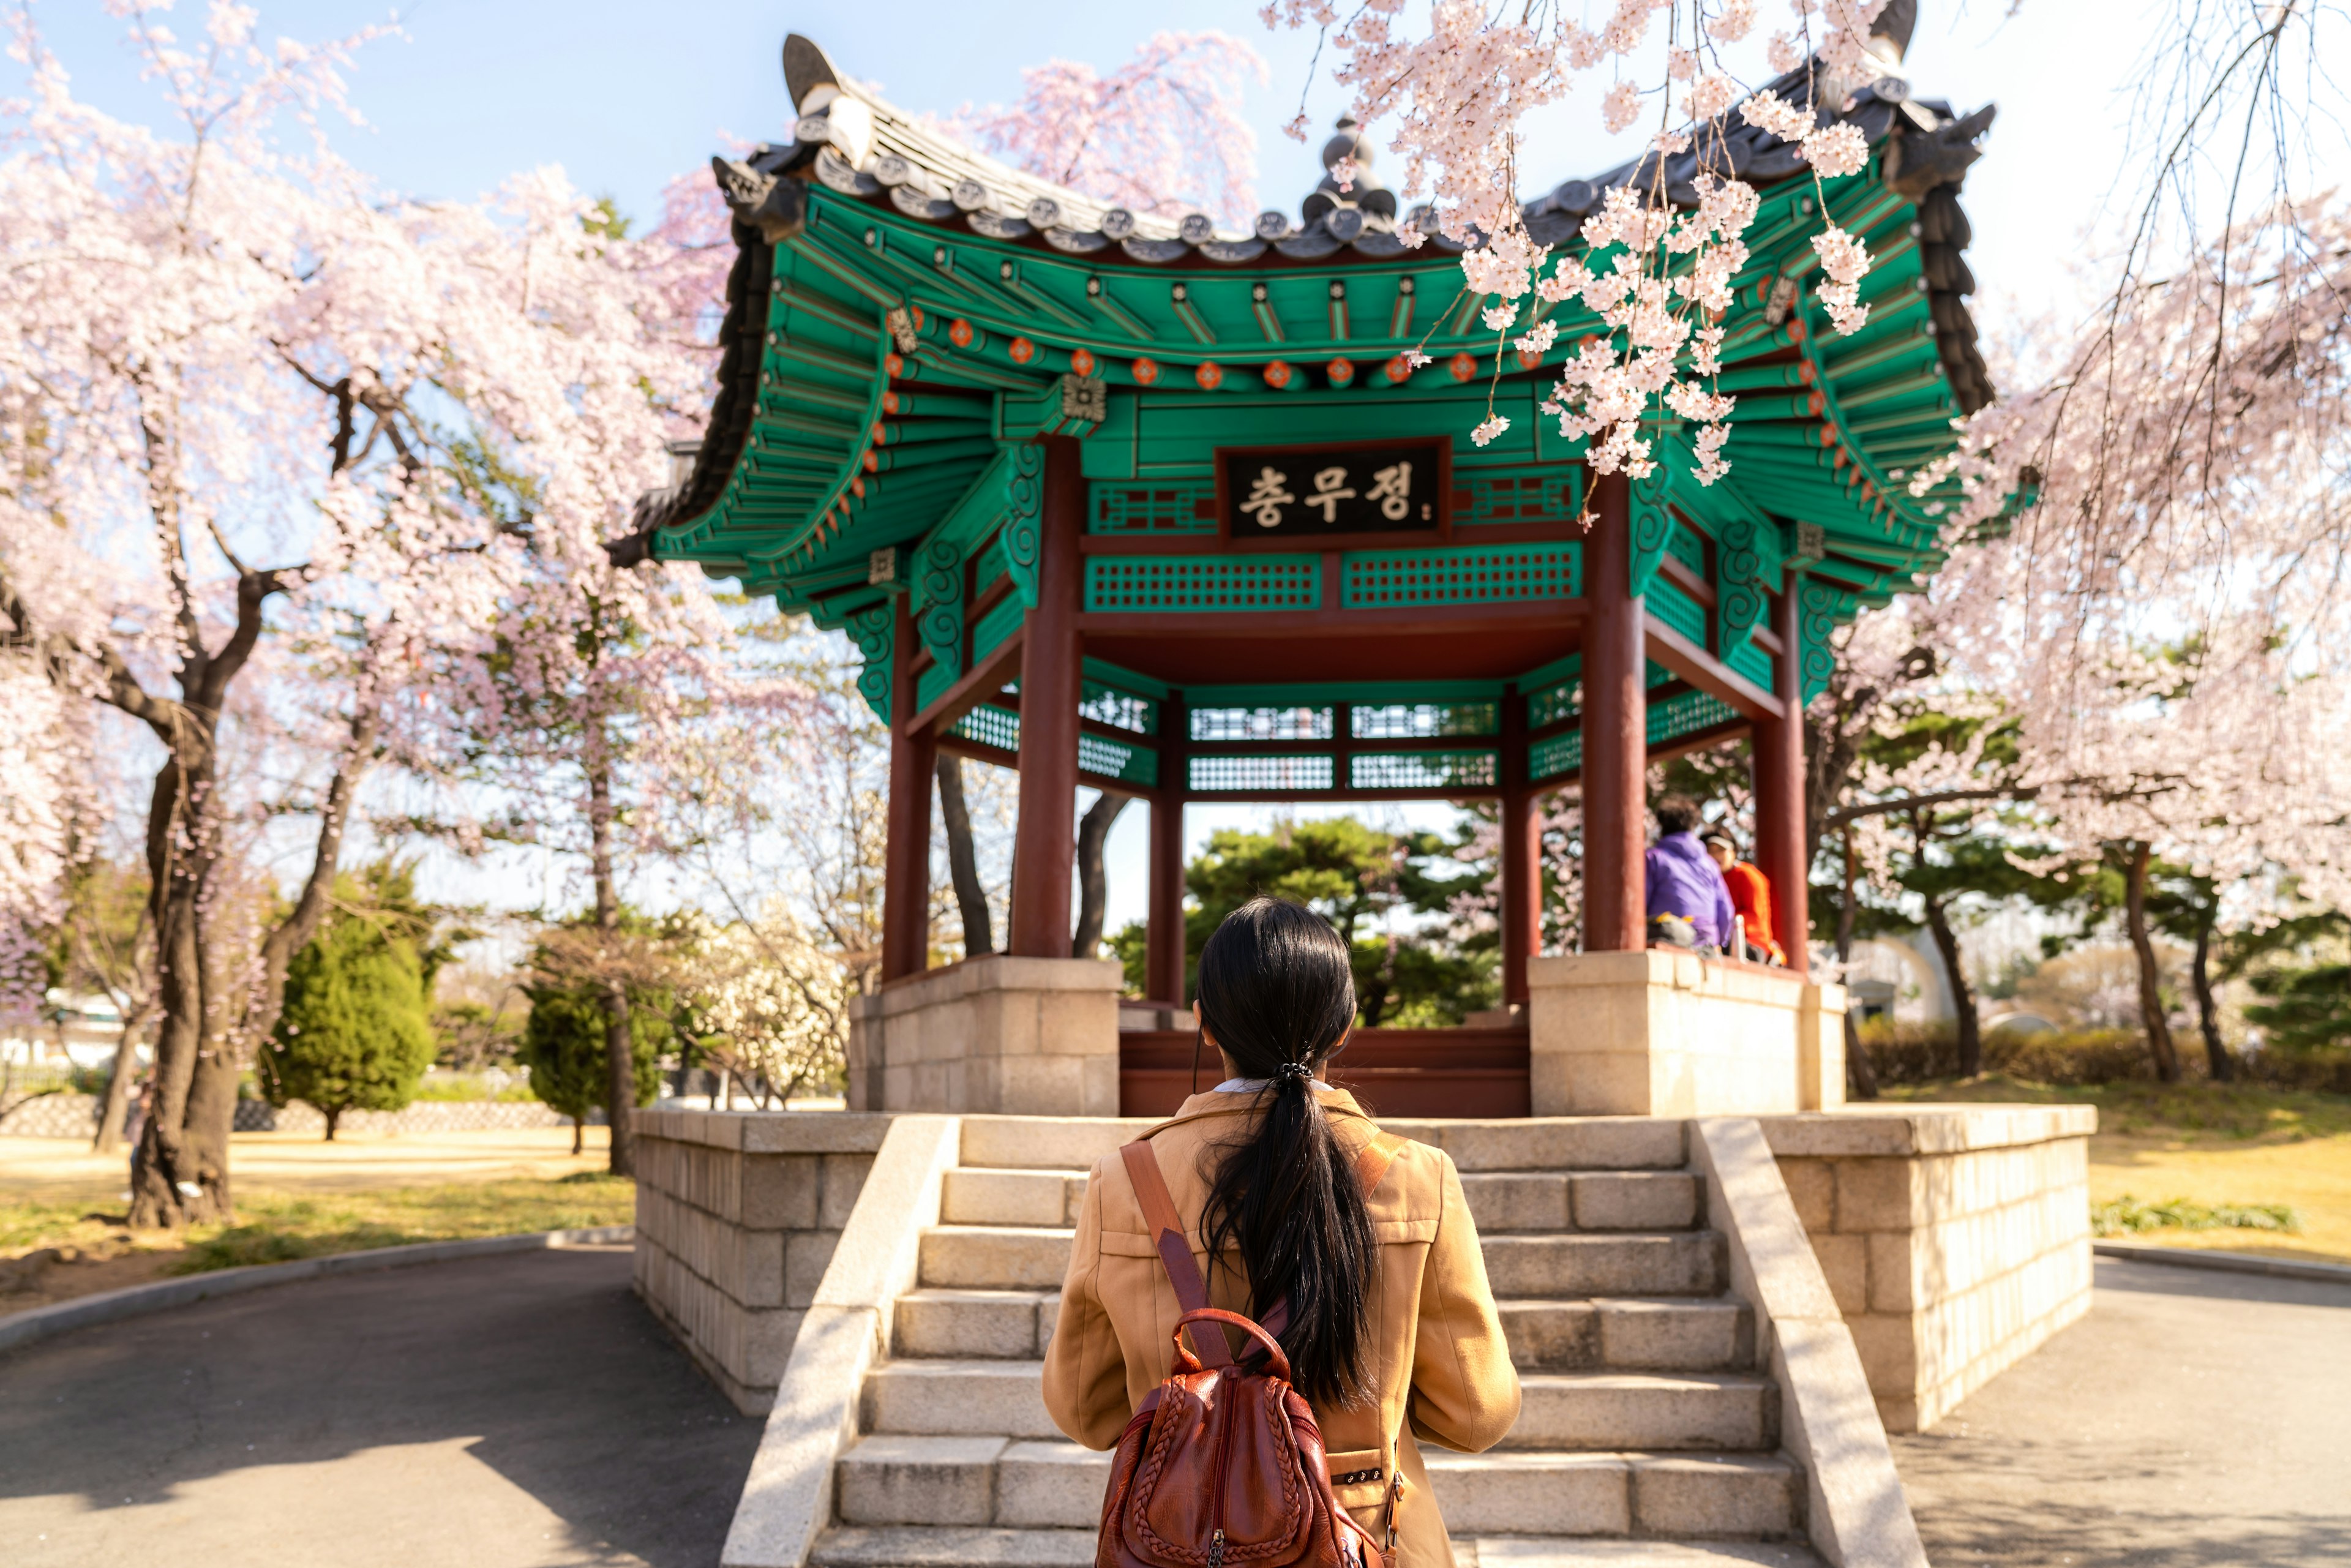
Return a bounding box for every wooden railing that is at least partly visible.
[1119,1026,1532,1118]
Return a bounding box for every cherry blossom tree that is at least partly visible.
[0,2,757,1215]
[0,4,477,1225]
[1261,0,1895,465]
[946,32,1267,229]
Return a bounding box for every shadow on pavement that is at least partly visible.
[1893,1258,2351,1568]
[0,1247,759,1567]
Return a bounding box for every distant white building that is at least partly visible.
[0,989,146,1071]
[1842,932,1957,1026]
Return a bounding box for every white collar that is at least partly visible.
[1212,1076,1333,1093]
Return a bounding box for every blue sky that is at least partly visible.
[21,0,2154,326]
[13,0,2168,939]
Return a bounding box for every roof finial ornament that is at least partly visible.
[1302,114,1398,230]
[1867,0,1918,65]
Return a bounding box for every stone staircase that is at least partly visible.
[812,1120,1824,1568]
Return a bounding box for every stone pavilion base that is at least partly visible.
[1529,949,1847,1117]
[846,954,1122,1116]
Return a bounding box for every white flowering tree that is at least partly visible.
[688,902,851,1106]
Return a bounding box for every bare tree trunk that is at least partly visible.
[2121,841,2183,1083]
[1920,890,1981,1078]
[2191,907,2232,1082]
[323,1106,340,1142]
[131,755,233,1228]
[936,754,993,957]
[587,752,636,1178]
[1839,831,1878,1100]
[91,1011,147,1155]
[571,1116,583,1157]
[1072,791,1130,958]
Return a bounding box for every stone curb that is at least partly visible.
[0,1225,635,1356]
[2094,1240,2351,1286]
[722,1115,961,1568]
[1691,1118,1929,1568]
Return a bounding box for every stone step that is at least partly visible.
[942,1168,1089,1228]
[1379,1119,1688,1173]
[1504,1373,1775,1451]
[1462,1539,1825,1568]
[1424,1450,1798,1538]
[1498,1297,1750,1371]
[918,1226,1074,1291]
[1460,1172,1701,1234]
[838,1436,1794,1539]
[836,1435,1110,1529]
[862,1359,1059,1438]
[960,1119,1147,1173]
[811,1526,1097,1568]
[1480,1233,1725,1297]
[894,1289,1062,1359]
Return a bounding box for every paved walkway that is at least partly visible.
[6,1250,2347,1567]
[1894,1256,2351,1566]
[0,1246,757,1567]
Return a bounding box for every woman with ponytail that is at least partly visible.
[1045,898,1519,1567]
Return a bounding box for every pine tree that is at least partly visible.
[516,978,667,1156]
[260,868,439,1141]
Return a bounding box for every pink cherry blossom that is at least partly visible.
[945,32,1265,228]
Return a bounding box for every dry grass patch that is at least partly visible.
[1883,1076,2351,1265]
[0,1127,634,1311]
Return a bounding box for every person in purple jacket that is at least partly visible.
[1644,794,1736,953]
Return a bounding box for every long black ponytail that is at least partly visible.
[1194,896,1379,1408]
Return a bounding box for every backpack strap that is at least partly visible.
[1121,1140,1233,1367]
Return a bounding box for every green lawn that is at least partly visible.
[2,1174,636,1277]
[1881,1076,2351,1264]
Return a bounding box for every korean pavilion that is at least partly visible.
[609,17,1996,1119]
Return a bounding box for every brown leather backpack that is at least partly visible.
[1095,1133,1404,1568]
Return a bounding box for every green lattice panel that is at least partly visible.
[1091,482,1217,535]
[1728,639,1774,694]
[1648,689,1739,745]
[1667,520,1707,576]
[972,591,1024,661]
[1340,544,1581,608]
[1087,556,1321,612]
[1529,680,1580,729]
[952,703,1020,752]
[1350,751,1500,790]
[1080,734,1159,787]
[1191,707,1334,742]
[1530,730,1582,781]
[1188,754,1335,792]
[1649,577,1708,645]
[1351,702,1499,739]
[1459,470,1580,525]
[1081,682,1155,735]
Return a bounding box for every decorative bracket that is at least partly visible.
[1798,576,1857,703]
[846,600,894,721]
[913,536,965,684]
[1000,442,1048,609]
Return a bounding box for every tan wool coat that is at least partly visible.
[1041,1088,1521,1568]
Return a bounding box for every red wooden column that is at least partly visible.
[1499,682,1540,1006]
[1147,689,1189,1004]
[881,593,937,981]
[1008,435,1085,958]
[1753,574,1811,974]
[1580,471,1648,950]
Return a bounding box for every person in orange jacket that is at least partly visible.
[1702,828,1786,965]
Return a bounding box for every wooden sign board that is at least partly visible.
[1217,439,1450,545]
